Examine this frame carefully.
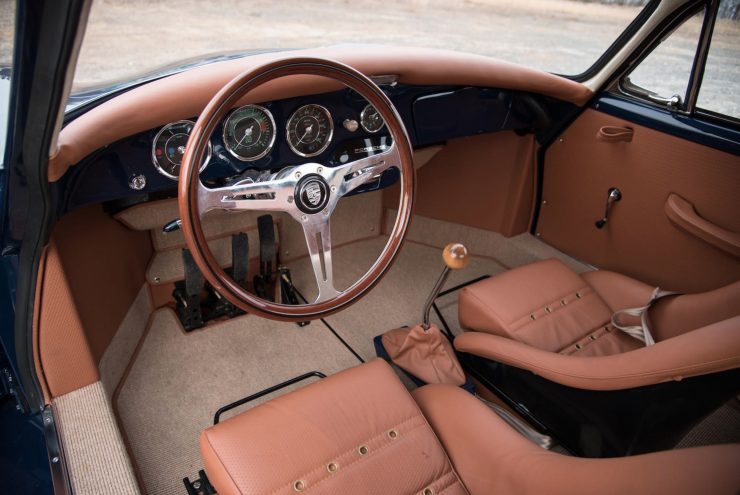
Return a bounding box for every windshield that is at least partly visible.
[69,0,652,92]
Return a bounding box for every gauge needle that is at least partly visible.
[237,126,254,147]
[297,124,313,144]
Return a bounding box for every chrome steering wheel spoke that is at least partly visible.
[195,148,400,305]
[197,175,295,215]
[177,58,414,321]
[324,144,399,199]
[298,213,340,303]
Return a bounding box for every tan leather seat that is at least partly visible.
[455,258,740,390]
[200,360,740,495]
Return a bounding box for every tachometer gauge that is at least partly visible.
[223,105,276,161]
[152,120,212,180]
[286,104,334,157]
[360,104,385,133]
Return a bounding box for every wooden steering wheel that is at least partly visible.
[178,58,415,321]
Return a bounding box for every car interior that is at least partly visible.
[16,1,740,494]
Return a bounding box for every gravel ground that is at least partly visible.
[0,0,737,116]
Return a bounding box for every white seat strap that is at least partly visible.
[611,287,679,346]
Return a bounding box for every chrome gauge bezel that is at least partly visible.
[151,120,212,181]
[286,104,334,158]
[360,104,385,133]
[222,104,277,162]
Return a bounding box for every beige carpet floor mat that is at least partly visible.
[288,233,588,360]
[288,237,503,359]
[117,227,589,494]
[115,309,362,495]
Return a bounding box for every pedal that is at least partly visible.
[174,249,205,331]
[210,232,249,318]
[253,215,276,300]
[231,232,249,288]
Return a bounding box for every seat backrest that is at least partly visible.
[553,266,740,343]
[200,359,468,495]
[414,383,740,495]
[651,279,740,341]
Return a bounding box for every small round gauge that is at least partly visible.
[223,105,276,161]
[286,104,334,157]
[152,120,212,180]
[360,104,385,133]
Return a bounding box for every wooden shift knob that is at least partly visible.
[442,243,469,270]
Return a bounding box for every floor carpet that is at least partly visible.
[115,233,596,494]
[115,310,362,495]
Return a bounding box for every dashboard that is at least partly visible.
[58,84,561,213]
[151,100,385,182]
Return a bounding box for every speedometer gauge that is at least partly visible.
[152,120,211,180]
[223,105,276,161]
[360,104,385,133]
[286,104,334,157]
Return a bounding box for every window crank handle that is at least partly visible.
[595,187,622,229]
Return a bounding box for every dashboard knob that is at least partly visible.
[129,174,147,191]
[343,119,359,132]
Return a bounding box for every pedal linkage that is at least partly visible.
[172,215,309,330]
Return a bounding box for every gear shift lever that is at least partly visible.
[377,242,470,387]
[422,243,470,329]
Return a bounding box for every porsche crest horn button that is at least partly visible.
[295,174,330,214]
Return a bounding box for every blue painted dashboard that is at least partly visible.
[56,84,557,214]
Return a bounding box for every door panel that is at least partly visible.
[537,107,740,293]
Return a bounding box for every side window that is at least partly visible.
[0,0,14,168]
[697,0,740,120]
[622,9,705,109]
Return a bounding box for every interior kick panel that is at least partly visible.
[537,107,740,293]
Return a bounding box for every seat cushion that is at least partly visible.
[413,384,740,495]
[458,258,640,356]
[200,359,467,495]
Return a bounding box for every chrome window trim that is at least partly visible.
[582,0,698,93]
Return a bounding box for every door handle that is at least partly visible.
[595,187,622,229]
[665,193,740,258]
[596,126,634,143]
[644,93,683,108]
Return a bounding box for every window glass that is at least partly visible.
[697,0,740,119]
[68,0,653,93]
[0,0,14,167]
[625,9,705,107]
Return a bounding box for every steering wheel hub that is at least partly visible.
[294,173,331,214]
